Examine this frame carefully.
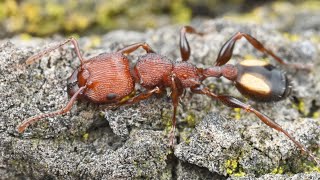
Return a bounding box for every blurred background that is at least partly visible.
[0,0,319,38]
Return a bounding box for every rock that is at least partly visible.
[176,161,225,180]
[1,18,319,179]
[175,113,319,177]
[228,172,320,180]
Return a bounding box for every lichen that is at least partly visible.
[312,112,319,119]
[161,109,174,134]
[291,98,307,116]
[82,133,89,141]
[224,158,246,177]
[234,108,241,120]
[271,166,284,174]
[185,113,196,127]
[282,32,300,42]
[225,159,238,175]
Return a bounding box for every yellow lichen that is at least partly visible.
[233,171,246,177]
[282,32,300,42]
[83,133,89,141]
[225,159,238,175]
[186,113,196,127]
[234,108,241,120]
[271,166,284,174]
[19,33,32,41]
[85,36,102,50]
[312,112,319,119]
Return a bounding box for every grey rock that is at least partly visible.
[229,172,320,180]
[176,161,225,180]
[1,19,319,179]
[175,113,319,177]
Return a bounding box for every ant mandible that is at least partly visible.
[17,26,319,165]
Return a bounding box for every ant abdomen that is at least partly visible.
[235,59,291,102]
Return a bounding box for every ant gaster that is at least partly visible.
[17,26,319,165]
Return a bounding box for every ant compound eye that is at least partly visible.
[106,93,117,100]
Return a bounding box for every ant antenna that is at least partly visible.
[26,37,85,65]
[17,86,85,133]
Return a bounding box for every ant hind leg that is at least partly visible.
[191,85,320,166]
[215,32,311,70]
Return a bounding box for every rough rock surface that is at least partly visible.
[1,19,320,179]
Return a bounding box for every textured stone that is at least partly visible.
[1,18,319,179]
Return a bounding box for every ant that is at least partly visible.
[17,26,319,165]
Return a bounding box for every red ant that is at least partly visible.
[17,26,319,165]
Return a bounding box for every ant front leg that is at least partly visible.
[26,37,85,65]
[113,87,162,107]
[179,26,204,61]
[117,42,156,55]
[215,32,311,70]
[191,86,320,166]
[17,86,86,133]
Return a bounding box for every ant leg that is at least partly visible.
[169,75,184,146]
[117,42,156,55]
[114,87,162,107]
[180,26,204,61]
[191,86,320,165]
[26,37,85,65]
[215,32,311,70]
[17,86,86,133]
